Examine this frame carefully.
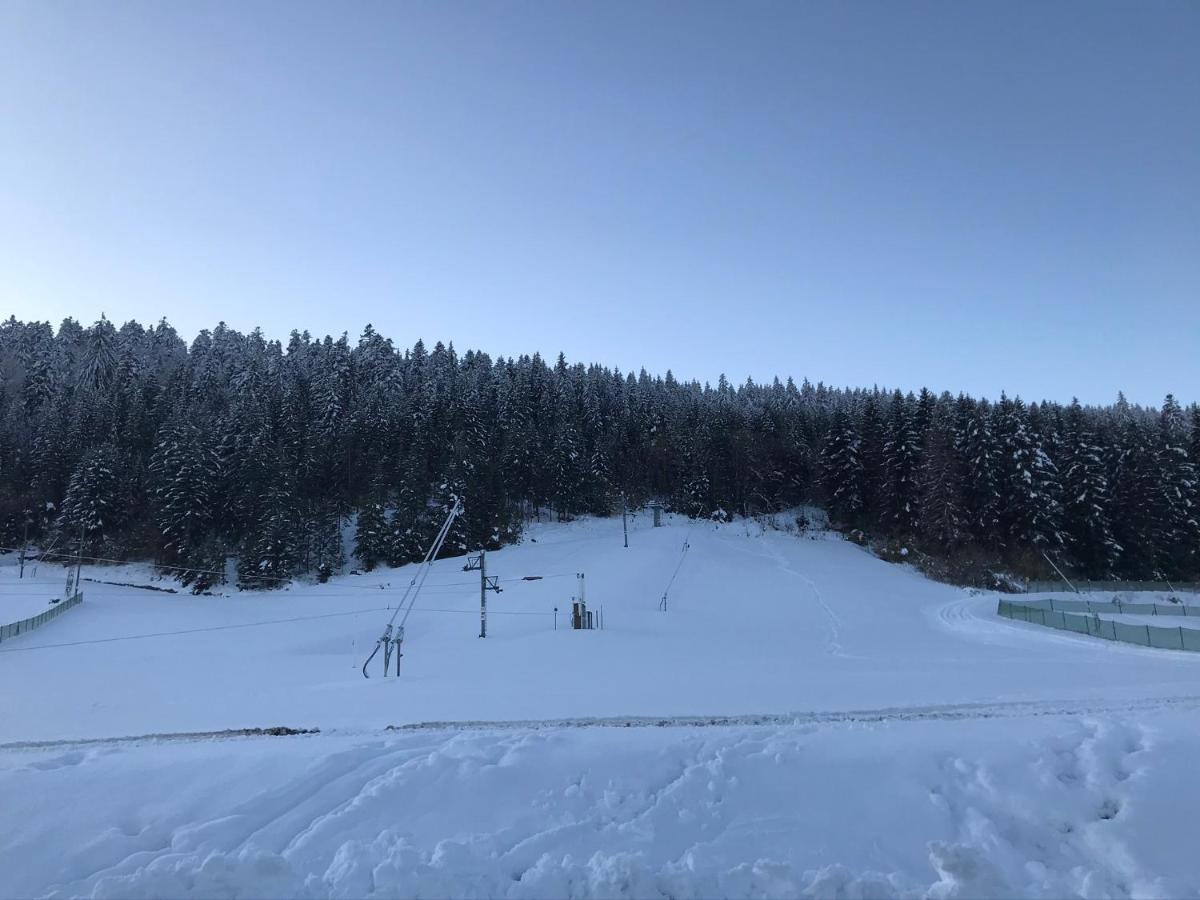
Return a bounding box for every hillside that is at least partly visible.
[4,514,1200,897]
[3,318,1198,596]
[4,512,1197,743]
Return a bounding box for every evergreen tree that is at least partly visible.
[149,422,225,591]
[1109,416,1158,577]
[1155,395,1199,577]
[0,315,1195,584]
[820,408,863,526]
[995,395,1064,552]
[882,391,920,535]
[58,444,122,552]
[1060,399,1120,575]
[957,401,1001,547]
[917,407,965,549]
[354,497,390,572]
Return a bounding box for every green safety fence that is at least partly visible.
[997,598,1200,652]
[1026,580,1200,594]
[0,593,83,643]
[1014,596,1198,617]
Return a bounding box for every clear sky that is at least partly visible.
[1,1,1196,406]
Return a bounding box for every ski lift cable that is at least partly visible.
[363,498,463,679]
[0,543,579,593]
[394,497,462,630]
[659,524,694,610]
[0,606,391,651]
[0,603,555,655]
[0,545,292,587]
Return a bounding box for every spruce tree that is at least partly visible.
[1155,395,1199,578]
[1061,400,1119,576]
[882,390,920,536]
[917,408,965,549]
[820,407,863,526]
[957,401,1001,548]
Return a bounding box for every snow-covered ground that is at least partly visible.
[0,552,77,622]
[4,712,1198,899]
[3,514,1200,898]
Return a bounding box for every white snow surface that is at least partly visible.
[3,513,1200,898]
[0,552,75,622]
[4,713,1198,899]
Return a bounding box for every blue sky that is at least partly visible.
[1,1,1196,405]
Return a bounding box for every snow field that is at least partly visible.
[0,552,74,623]
[2,712,1197,899]
[5,514,1200,898]
[4,514,1200,744]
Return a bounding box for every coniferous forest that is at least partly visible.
[0,316,1197,591]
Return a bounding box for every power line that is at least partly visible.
[1,546,581,591]
[0,607,390,652]
[0,603,555,654]
[0,545,290,587]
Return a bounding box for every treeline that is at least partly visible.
[0,316,1196,591]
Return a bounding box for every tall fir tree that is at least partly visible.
[1060,399,1120,575]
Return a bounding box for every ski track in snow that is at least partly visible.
[712,527,850,659]
[740,530,846,658]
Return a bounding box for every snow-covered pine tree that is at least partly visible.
[882,390,921,536]
[1061,399,1120,576]
[1155,395,1199,578]
[354,495,390,572]
[858,391,885,523]
[57,444,122,554]
[149,421,225,591]
[1109,414,1158,578]
[819,406,863,526]
[957,399,1001,548]
[995,394,1065,553]
[237,476,300,589]
[917,403,965,549]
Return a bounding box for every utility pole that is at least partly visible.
[64,523,84,599]
[1041,550,1079,595]
[74,524,85,598]
[622,494,628,548]
[18,516,28,579]
[463,550,502,638]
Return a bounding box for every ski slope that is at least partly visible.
[4,514,1200,898]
